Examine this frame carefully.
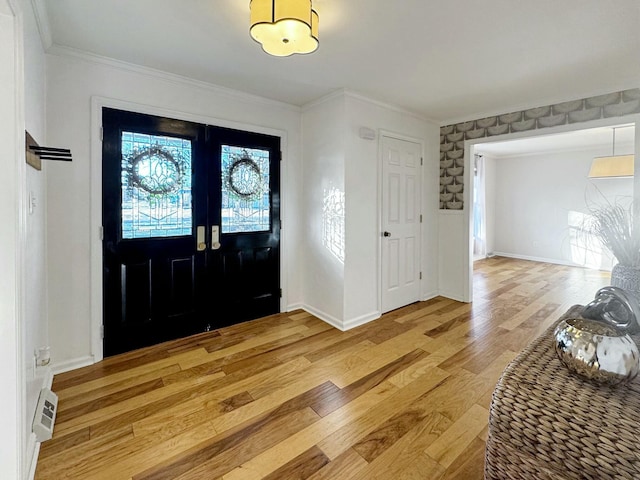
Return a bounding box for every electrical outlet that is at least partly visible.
[36,346,51,367]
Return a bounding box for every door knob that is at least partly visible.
[383,231,391,237]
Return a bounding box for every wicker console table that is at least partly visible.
[485,305,640,479]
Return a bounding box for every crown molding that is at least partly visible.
[343,89,437,123]
[46,44,302,113]
[302,88,437,124]
[30,0,51,49]
[301,88,345,111]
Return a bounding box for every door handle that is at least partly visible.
[383,231,391,237]
[196,226,206,251]
[211,225,221,250]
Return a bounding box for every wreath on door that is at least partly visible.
[123,145,187,196]
[224,151,264,201]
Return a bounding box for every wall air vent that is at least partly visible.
[32,388,58,442]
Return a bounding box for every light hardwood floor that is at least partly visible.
[36,257,610,480]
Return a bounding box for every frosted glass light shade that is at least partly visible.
[250,0,319,56]
[588,155,635,178]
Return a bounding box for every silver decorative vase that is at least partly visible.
[611,264,640,299]
[554,317,640,385]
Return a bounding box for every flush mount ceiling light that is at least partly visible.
[588,127,635,178]
[250,0,319,57]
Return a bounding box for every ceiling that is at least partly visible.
[476,124,635,157]
[40,0,640,124]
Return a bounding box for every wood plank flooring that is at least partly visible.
[36,257,610,480]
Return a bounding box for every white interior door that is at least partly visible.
[381,135,422,313]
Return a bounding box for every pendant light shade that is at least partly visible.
[588,127,635,178]
[588,155,634,178]
[250,0,319,57]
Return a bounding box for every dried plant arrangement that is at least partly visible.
[584,199,640,268]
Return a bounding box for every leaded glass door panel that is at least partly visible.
[206,126,281,326]
[102,109,280,356]
[103,108,208,356]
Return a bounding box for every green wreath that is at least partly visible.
[124,145,186,196]
[224,153,264,201]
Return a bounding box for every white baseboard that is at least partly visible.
[301,304,346,331]
[301,305,380,331]
[438,289,466,302]
[286,303,304,312]
[26,368,54,480]
[421,290,439,302]
[342,311,380,330]
[51,355,95,375]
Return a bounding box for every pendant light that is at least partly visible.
[588,127,634,178]
[250,0,319,57]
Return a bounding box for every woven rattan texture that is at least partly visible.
[485,305,640,480]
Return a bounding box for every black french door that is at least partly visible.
[102,108,280,356]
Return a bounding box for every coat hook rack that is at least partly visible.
[29,145,72,161]
[26,131,72,171]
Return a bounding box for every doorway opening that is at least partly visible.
[467,121,637,302]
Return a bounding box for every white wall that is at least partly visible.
[438,211,466,301]
[302,91,437,328]
[484,145,633,269]
[46,53,303,368]
[300,94,346,324]
[46,52,437,368]
[0,5,23,479]
[21,0,49,474]
[0,1,49,478]
[344,94,438,324]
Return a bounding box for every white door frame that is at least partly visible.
[463,115,640,302]
[90,96,289,362]
[378,130,424,314]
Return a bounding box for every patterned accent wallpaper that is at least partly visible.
[439,88,640,210]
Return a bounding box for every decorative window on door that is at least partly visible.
[121,132,192,239]
[221,145,270,233]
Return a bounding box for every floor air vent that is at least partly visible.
[32,388,58,442]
